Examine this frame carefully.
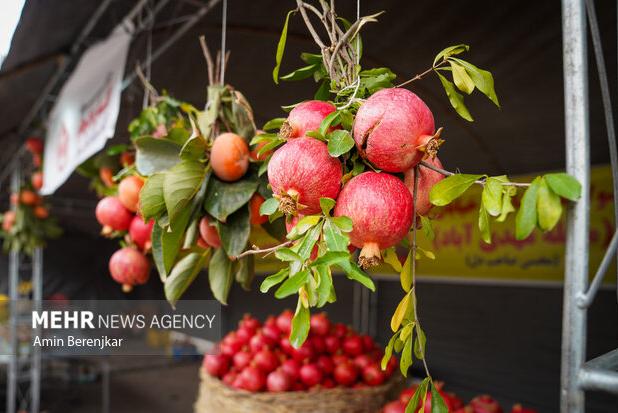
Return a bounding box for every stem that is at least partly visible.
[419,160,531,188]
[199,35,215,86]
[296,1,327,50]
[396,60,448,88]
[232,240,294,260]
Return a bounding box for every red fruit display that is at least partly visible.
[310,313,331,336]
[280,100,336,139]
[31,171,43,191]
[118,176,144,212]
[129,216,154,250]
[382,401,406,413]
[210,132,250,182]
[237,366,266,392]
[233,350,252,370]
[299,363,323,387]
[342,335,364,356]
[470,395,503,413]
[254,349,279,373]
[404,156,445,216]
[199,216,221,248]
[266,369,292,392]
[353,88,438,172]
[95,196,133,231]
[203,354,229,377]
[108,247,150,292]
[334,172,413,268]
[333,361,358,386]
[267,137,342,215]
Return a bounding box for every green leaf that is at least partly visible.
[497,189,516,222]
[217,206,251,257]
[515,177,541,240]
[164,250,209,307]
[166,126,191,146]
[431,383,449,413]
[139,173,166,220]
[331,216,353,232]
[482,177,503,217]
[327,130,355,157]
[340,261,375,291]
[311,251,350,267]
[433,44,470,65]
[478,204,491,244]
[286,215,321,240]
[274,247,302,262]
[383,247,403,273]
[319,111,341,137]
[260,197,280,216]
[537,178,563,231]
[450,57,500,107]
[260,268,290,293]
[400,335,413,377]
[230,90,257,141]
[234,255,255,291]
[204,176,259,222]
[436,72,473,121]
[293,222,322,261]
[179,133,207,161]
[106,144,129,156]
[273,10,295,84]
[323,218,349,251]
[208,248,234,304]
[400,249,413,292]
[414,325,426,359]
[158,208,193,276]
[319,197,336,216]
[275,269,309,299]
[381,333,399,370]
[406,379,430,413]
[280,63,319,81]
[151,222,167,281]
[314,80,330,101]
[134,137,181,176]
[450,61,475,94]
[301,52,322,64]
[391,291,411,332]
[314,265,332,307]
[430,174,483,206]
[420,216,435,240]
[544,173,582,201]
[289,299,310,348]
[262,118,286,131]
[163,161,206,225]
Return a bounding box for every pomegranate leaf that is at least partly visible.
[164,250,209,307]
[156,208,193,277]
[274,247,302,262]
[482,177,503,217]
[433,44,470,66]
[515,177,541,240]
[430,383,449,413]
[289,299,310,348]
[204,177,259,222]
[310,251,350,267]
[359,68,397,95]
[498,187,516,222]
[536,178,562,231]
[381,332,399,370]
[151,223,167,281]
[414,325,426,359]
[478,204,491,244]
[275,269,309,299]
[273,10,296,84]
[323,218,349,251]
[234,255,255,291]
[450,61,475,94]
[139,173,165,221]
[261,118,286,132]
[383,247,403,273]
[400,335,413,376]
[259,197,280,216]
[544,173,582,201]
[340,261,375,291]
[450,57,500,107]
[314,265,333,307]
[134,137,181,176]
[400,250,413,292]
[327,130,355,157]
[292,222,322,260]
[216,206,250,257]
[430,174,483,206]
[314,80,330,101]
[281,63,320,82]
[208,248,234,304]
[163,161,207,225]
[319,111,341,137]
[106,144,129,156]
[331,216,352,232]
[436,72,473,122]
[230,90,257,140]
[420,216,435,241]
[319,197,336,215]
[286,215,321,240]
[260,268,289,293]
[182,218,199,249]
[400,322,414,342]
[391,291,412,332]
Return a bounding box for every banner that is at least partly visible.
[41,24,132,195]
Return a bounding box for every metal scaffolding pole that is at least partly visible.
[560,1,590,413]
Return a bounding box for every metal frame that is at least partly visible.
[560,0,618,412]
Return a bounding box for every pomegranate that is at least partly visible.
[220,333,243,357]
[342,335,364,357]
[361,334,376,352]
[299,363,322,387]
[510,404,538,413]
[20,190,39,206]
[210,132,250,182]
[276,310,293,334]
[34,206,49,219]
[310,335,326,354]
[383,401,406,413]
[233,350,252,370]
[279,337,295,356]
[470,395,503,413]
[2,211,16,232]
[322,378,336,389]
[31,171,43,191]
[333,323,348,338]
[353,88,441,172]
[10,193,19,206]
[129,216,154,250]
[317,355,335,375]
[324,335,341,354]
[353,354,373,370]
[291,341,314,362]
[262,324,281,342]
[95,197,133,231]
[222,371,237,387]
[334,172,413,268]
[399,386,418,405]
[118,176,144,212]
[280,359,301,381]
[239,314,261,331]
[249,193,268,225]
[254,349,279,373]
[268,137,342,215]
[333,361,358,386]
[310,313,331,336]
[198,216,221,248]
[404,156,445,216]
[108,247,150,292]
[249,333,272,353]
[32,153,42,168]
[238,366,266,392]
[454,407,474,413]
[203,354,229,377]
[279,100,336,139]
[266,369,292,392]
[25,137,44,154]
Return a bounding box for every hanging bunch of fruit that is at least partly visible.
[0,137,62,255]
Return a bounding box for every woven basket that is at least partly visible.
[195,369,403,413]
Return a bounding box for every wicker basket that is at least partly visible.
[195,369,403,413]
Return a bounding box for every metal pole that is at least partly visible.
[7,166,21,413]
[560,0,590,412]
[30,248,43,413]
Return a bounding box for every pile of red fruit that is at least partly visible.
[203,311,397,393]
[382,382,538,413]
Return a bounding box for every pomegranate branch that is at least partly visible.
[396,60,449,88]
[419,160,531,188]
[232,240,294,260]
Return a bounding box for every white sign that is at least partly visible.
[41,23,132,195]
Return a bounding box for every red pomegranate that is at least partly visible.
[25,137,44,154]
[324,335,340,354]
[353,88,440,172]
[118,176,144,212]
[237,366,266,392]
[96,197,133,231]
[310,313,331,336]
[280,359,301,381]
[254,349,279,373]
[199,216,221,248]
[233,350,252,370]
[383,401,406,413]
[99,167,115,188]
[266,369,292,392]
[31,171,43,191]
[276,310,293,334]
[120,151,135,167]
[342,335,364,357]
[108,247,150,292]
[362,362,386,386]
[333,361,358,386]
[203,354,229,377]
[404,156,445,216]
[280,100,336,139]
[249,193,268,225]
[470,395,503,413]
[299,363,322,387]
[129,216,154,250]
[2,211,16,232]
[317,355,335,375]
[268,138,342,215]
[334,172,413,268]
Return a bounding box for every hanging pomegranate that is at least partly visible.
[403,156,445,216]
[108,247,151,292]
[279,100,336,139]
[95,196,133,231]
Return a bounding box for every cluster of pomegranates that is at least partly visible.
[267,89,446,268]
[382,382,537,413]
[203,311,397,393]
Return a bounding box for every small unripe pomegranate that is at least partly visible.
[31,171,43,191]
[334,172,413,268]
[99,167,115,188]
[199,216,221,247]
[280,100,336,139]
[34,206,49,219]
[249,193,268,225]
[96,196,133,231]
[118,176,144,212]
[2,211,16,232]
[25,137,44,154]
[210,133,250,182]
[353,88,440,172]
[268,137,342,215]
[404,156,445,216]
[108,247,150,292]
[129,215,154,250]
[20,190,39,206]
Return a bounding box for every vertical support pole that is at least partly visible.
[7,167,21,413]
[560,0,590,412]
[30,247,43,413]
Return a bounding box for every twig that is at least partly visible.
[134,64,159,101]
[232,240,294,260]
[296,1,327,50]
[419,161,531,187]
[396,59,451,88]
[199,35,215,85]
